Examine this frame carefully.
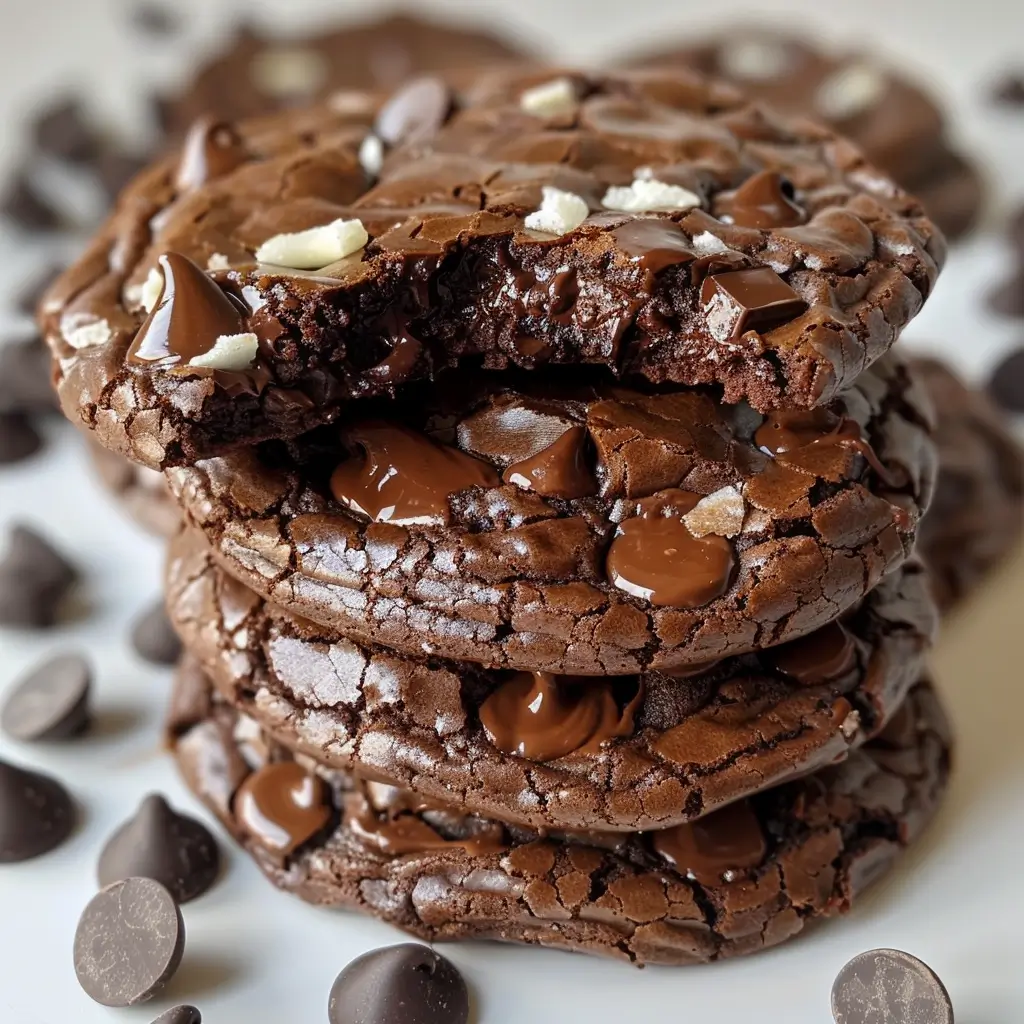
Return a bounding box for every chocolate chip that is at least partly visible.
[1,652,91,741]
[0,335,58,414]
[131,599,183,665]
[0,524,78,628]
[374,77,452,148]
[0,757,75,861]
[701,266,807,340]
[992,73,1024,106]
[0,169,65,231]
[32,98,99,165]
[0,412,43,465]
[97,793,220,903]
[130,3,180,37]
[150,1008,201,1024]
[74,877,186,1007]
[328,944,470,1024]
[986,268,1024,318]
[987,346,1024,412]
[831,948,953,1024]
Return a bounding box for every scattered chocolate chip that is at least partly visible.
[987,269,1024,318]
[1,652,91,741]
[94,146,149,201]
[0,169,65,231]
[0,524,78,628]
[98,793,220,903]
[32,98,98,164]
[328,944,470,1024]
[130,3,180,37]
[131,599,183,665]
[831,948,953,1024]
[0,335,58,414]
[0,412,43,465]
[374,77,452,148]
[74,877,186,1007]
[0,757,75,861]
[992,73,1024,106]
[987,346,1024,412]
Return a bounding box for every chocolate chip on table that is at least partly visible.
[130,3,180,37]
[150,1007,201,1024]
[0,412,43,465]
[992,73,1024,106]
[328,944,470,1024]
[0,335,58,414]
[374,77,452,148]
[0,169,65,231]
[98,793,220,903]
[987,268,1024,318]
[1,652,91,741]
[31,97,99,165]
[0,524,78,628]
[831,948,953,1024]
[74,877,185,1007]
[0,757,75,862]
[987,346,1024,412]
[131,599,183,665]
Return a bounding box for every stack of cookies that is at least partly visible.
[43,66,955,964]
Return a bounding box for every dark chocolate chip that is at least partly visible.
[987,346,1024,412]
[130,3,180,37]
[131,600,183,665]
[0,412,43,465]
[1,652,91,741]
[0,757,75,861]
[0,524,78,628]
[98,793,220,903]
[32,98,99,164]
[992,73,1024,106]
[831,948,953,1024]
[986,269,1024,318]
[328,944,470,1024]
[374,77,452,148]
[0,169,65,231]
[74,877,186,1007]
[0,335,58,414]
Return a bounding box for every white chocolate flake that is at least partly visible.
[524,186,589,235]
[63,316,111,350]
[359,134,384,177]
[690,231,731,255]
[255,218,368,269]
[684,485,746,538]
[520,77,577,117]
[187,332,259,371]
[602,178,701,213]
[206,253,230,271]
[719,38,791,81]
[140,267,164,313]
[249,47,328,99]
[815,63,886,121]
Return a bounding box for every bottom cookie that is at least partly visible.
[169,659,952,966]
[87,439,180,538]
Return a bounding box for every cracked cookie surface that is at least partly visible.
[42,67,943,469]
[169,662,951,965]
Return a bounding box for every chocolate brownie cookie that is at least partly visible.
[166,528,936,832]
[634,31,982,238]
[158,13,529,139]
[911,358,1024,612]
[167,355,935,673]
[87,440,179,537]
[43,67,943,469]
[170,664,952,965]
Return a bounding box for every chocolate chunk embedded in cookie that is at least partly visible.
[168,357,935,673]
[42,67,943,469]
[166,528,937,832]
[171,668,952,965]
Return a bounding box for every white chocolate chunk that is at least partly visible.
[840,709,862,740]
[520,77,577,117]
[140,267,164,313]
[719,37,791,81]
[359,134,384,177]
[187,332,259,371]
[683,485,746,538]
[206,253,230,271]
[815,63,886,121]
[602,178,701,213]
[690,230,731,255]
[249,47,328,99]
[255,218,368,269]
[524,186,589,235]
[63,316,111,350]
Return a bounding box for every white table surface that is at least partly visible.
[0,1,1022,1021]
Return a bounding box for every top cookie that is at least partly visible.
[157,13,530,139]
[43,67,944,470]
